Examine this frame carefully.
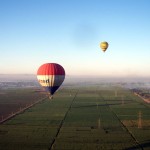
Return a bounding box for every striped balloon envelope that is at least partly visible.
[37,63,65,99]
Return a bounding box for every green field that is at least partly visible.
[0,85,150,150]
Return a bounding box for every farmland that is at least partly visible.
[0,88,46,120]
[0,84,150,150]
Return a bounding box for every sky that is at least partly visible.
[0,0,150,77]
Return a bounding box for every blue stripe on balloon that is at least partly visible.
[44,86,59,95]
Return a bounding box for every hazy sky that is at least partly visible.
[0,0,150,77]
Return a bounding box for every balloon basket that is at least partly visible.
[49,96,53,100]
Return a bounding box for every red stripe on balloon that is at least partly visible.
[37,63,65,75]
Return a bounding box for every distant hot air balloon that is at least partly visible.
[100,41,109,52]
[37,63,65,99]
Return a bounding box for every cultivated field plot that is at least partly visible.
[0,85,149,150]
[0,88,46,119]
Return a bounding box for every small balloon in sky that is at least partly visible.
[100,41,109,52]
[37,63,65,99]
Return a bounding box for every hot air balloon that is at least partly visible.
[37,63,65,99]
[100,41,109,52]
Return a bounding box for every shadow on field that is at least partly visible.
[72,102,132,108]
[106,100,133,102]
[124,141,150,150]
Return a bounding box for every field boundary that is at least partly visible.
[99,94,143,149]
[49,91,78,150]
[134,92,150,104]
[110,108,143,149]
[0,96,48,124]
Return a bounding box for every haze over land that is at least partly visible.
[0,74,150,90]
[0,74,150,82]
